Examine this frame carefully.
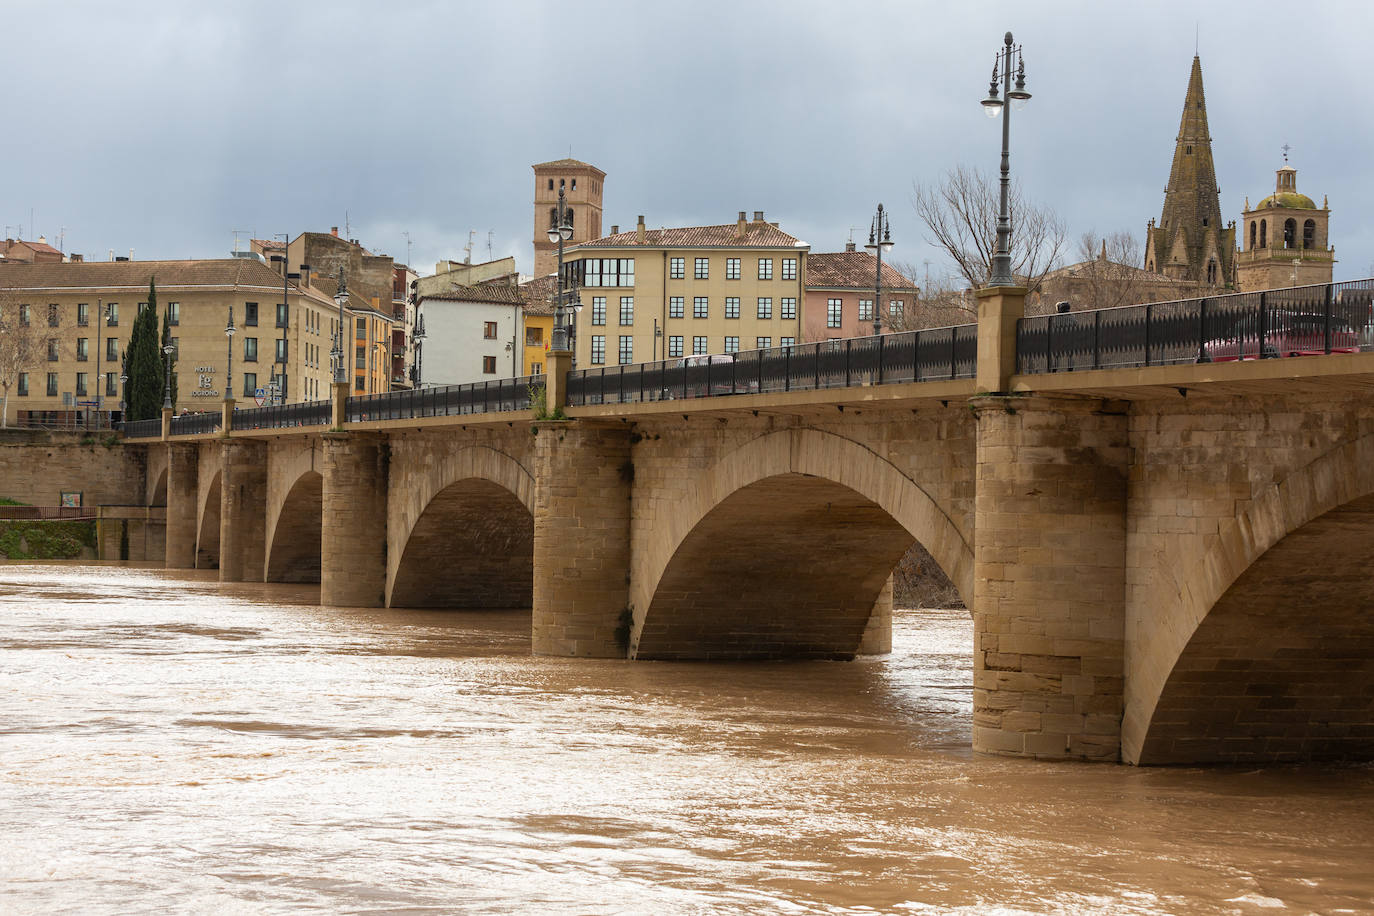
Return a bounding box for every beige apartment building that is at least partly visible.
[566,211,809,367]
[0,258,346,424]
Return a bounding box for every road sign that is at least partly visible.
[76,400,99,407]
[254,387,267,407]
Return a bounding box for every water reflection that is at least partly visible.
[0,563,1370,914]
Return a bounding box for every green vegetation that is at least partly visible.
[125,278,163,420]
[0,520,97,559]
[528,384,566,421]
[0,497,27,506]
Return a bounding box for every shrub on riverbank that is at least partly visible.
[893,541,963,610]
[0,521,97,559]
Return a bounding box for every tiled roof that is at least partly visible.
[313,276,391,316]
[251,238,285,250]
[419,283,527,306]
[6,239,63,255]
[569,221,805,251]
[533,158,605,173]
[806,252,918,291]
[0,258,321,295]
[518,275,557,316]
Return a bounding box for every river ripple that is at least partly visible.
[0,564,1371,914]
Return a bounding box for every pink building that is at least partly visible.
[804,246,919,341]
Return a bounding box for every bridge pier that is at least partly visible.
[971,396,1129,761]
[320,432,388,607]
[532,421,631,657]
[219,440,267,582]
[165,444,198,569]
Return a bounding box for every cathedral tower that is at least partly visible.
[1144,56,1235,287]
[532,159,605,277]
[1235,164,1334,291]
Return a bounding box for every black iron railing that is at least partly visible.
[1017,279,1374,373]
[567,326,977,406]
[232,400,332,431]
[170,412,219,436]
[346,375,544,422]
[121,418,162,439]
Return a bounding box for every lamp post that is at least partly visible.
[118,356,128,420]
[864,204,894,335]
[161,310,175,411]
[93,299,104,427]
[411,311,425,387]
[331,269,348,386]
[980,31,1031,288]
[548,186,575,352]
[225,305,236,400]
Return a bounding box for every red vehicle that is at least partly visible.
[1203,312,1360,361]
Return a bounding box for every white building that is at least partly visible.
[415,284,526,386]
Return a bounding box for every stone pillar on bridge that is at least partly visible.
[219,439,268,582]
[165,443,199,569]
[858,574,894,655]
[320,432,388,607]
[970,395,1129,762]
[531,420,631,657]
[975,286,1025,395]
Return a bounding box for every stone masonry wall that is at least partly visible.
[0,431,146,508]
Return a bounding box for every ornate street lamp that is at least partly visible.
[119,353,128,419]
[161,310,176,411]
[980,31,1031,287]
[225,305,236,401]
[411,311,425,388]
[331,269,348,385]
[548,186,575,352]
[864,204,894,335]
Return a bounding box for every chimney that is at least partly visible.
[636,215,646,243]
[331,226,339,237]
[38,235,46,245]
[845,239,856,253]
[752,210,764,223]
[70,253,83,262]
[736,211,747,237]
[611,225,619,235]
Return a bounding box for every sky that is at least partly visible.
[5,0,1372,286]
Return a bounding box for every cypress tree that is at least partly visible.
[124,279,163,420]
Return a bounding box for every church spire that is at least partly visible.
[1145,55,1234,287]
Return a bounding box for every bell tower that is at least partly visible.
[1144,56,1235,287]
[1236,162,1335,291]
[532,159,605,277]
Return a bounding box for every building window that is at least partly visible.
[692,336,708,355]
[244,338,258,362]
[889,300,904,318]
[531,362,543,374]
[47,339,59,361]
[827,299,843,328]
[105,303,117,326]
[105,372,117,396]
[19,304,31,326]
[275,339,287,362]
[243,373,256,397]
[781,336,795,348]
[482,355,497,374]
[1283,218,1296,249]
[245,302,257,326]
[693,297,709,319]
[723,336,739,354]
[592,296,607,325]
[726,258,740,280]
[756,298,772,319]
[106,338,118,362]
[276,303,289,328]
[16,373,27,396]
[77,302,89,327]
[591,335,606,364]
[618,335,633,364]
[167,301,180,326]
[782,258,797,281]
[781,297,796,320]
[356,317,366,338]
[668,335,684,358]
[757,258,773,280]
[355,376,365,391]
[1206,260,1217,284]
[46,372,57,396]
[725,297,740,319]
[669,296,684,319]
[619,296,634,325]
[76,338,89,362]
[858,299,874,321]
[694,258,709,280]
[582,258,635,287]
[1303,219,1316,250]
[75,373,88,396]
[670,257,685,279]
[525,327,544,347]
[48,304,59,327]
[756,337,771,349]
[484,321,498,339]
[1259,219,1267,249]
[356,346,366,369]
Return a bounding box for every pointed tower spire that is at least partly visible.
[1144,55,1234,287]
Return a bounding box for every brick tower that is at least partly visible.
[532,159,605,277]
[1144,56,1235,287]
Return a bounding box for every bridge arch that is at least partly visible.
[1126,434,1374,764]
[631,427,973,660]
[146,447,168,507]
[195,470,222,569]
[264,442,324,584]
[386,445,535,608]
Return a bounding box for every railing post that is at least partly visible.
[1143,304,1153,366]
[950,329,957,380]
[1093,310,1102,370]
[545,348,573,413]
[1259,291,1271,358]
[844,339,852,387]
[814,345,820,390]
[974,286,1026,393]
[1196,298,1210,363]
[221,397,234,436]
[784,346,791,392]
[1046,314,1054,372]
[161,405,172,441]
[1324,283,1333,354]
[331,380,350,428]
[914,330,922,382]
[877,333,885,384]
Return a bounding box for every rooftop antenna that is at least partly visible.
[1194,22,1198,55]
[487,230,494,261]
[231,229,252,254]
[58,226,66,253]
[345,210,351,239]
[402,230,412,266]
[1282,143,1292,163]
[463,230,475,264]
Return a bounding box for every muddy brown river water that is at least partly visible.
[1,564,1371,914]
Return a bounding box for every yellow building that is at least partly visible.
[566,211,808,367]
[0,258,340,424]
[519,275,555,376]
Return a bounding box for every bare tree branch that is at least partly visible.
[0,292,45,427]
